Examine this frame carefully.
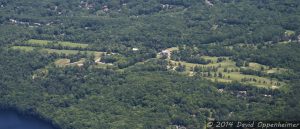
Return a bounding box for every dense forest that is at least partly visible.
[0,0,300,129]
[1,0,300,49]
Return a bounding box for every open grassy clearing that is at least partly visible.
[12,46,102,55]
[55,59,71,67]
[222,72,283,87]
[12,46,81,54]
[205,77,232,83]
[94,63,116,69]
[169,58,236,71]
[94,52,104,62]
[166,54,286,88]
[248,62,288,74]
[12,45,115,68]
[70,58,86,66]
[12,43,289,88]
[278,41,292,44]
[55,56,113,68]
[14,46,105,68]
[33,58,86,79]
[26,39,89,48]
[12,46,35,51]
[285,30,295,37]
[165,47,179,52]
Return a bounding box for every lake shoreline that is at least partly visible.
[0,106,61,129]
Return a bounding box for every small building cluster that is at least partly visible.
[283,31,295,42]
[94,53,115,66]
[159,50,171,59]
[237,90,247,97]
[94,59,113,66]
[161,4,172,9]
[9,19,43,27]
[264,94,272,97]
[217,89,224,93]
[79,1,95,10]
[102,5,109,12]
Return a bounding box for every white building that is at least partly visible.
[159,50,171,59]
[94,58,101,63]
[161,50,170,56]
[132,48,139,51]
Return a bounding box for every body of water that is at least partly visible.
[0,110,57,129]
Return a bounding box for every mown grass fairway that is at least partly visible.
[12,46,100,55]
[166,54,286,88]
[55,59,71,67]
[26,39,89,48]
[12,43,289,89]
[165,47,179,52]
[11,46,35,51]
[248,62,288,74]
